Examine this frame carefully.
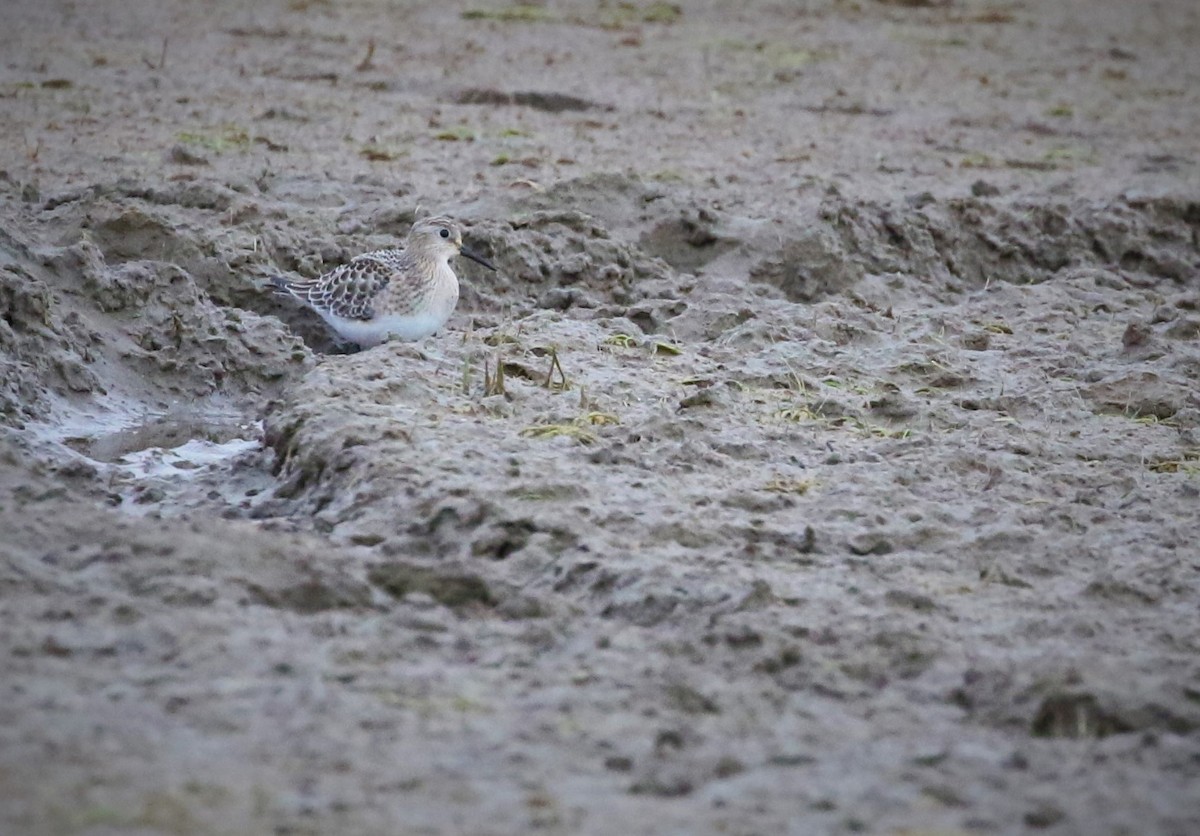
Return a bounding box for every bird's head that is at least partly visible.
[408,216,496,270]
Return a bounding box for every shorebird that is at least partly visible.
[270,215,496,348]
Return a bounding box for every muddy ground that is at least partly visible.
[2,0,1199,833]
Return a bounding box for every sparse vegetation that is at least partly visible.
[541,345,569,390]
[434,125,477,142]
[484,353,507,397]
[1147,450,1200,474]
[360,143,404,161]
[762,476,815,494]
[462,2,681,27]
[520,421,598,444]
[462,3,557,23]
[602,333,639,349]
[176,124,250,153]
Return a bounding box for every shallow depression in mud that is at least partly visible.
[26,398,274,515]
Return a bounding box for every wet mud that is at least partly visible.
[2,1,1199,834]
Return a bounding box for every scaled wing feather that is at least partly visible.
[297,252,402,321]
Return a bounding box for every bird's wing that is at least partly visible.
[280,252,402,321]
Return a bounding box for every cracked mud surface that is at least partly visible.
[2,1,1199,834]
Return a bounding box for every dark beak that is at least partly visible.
[460,244,496,271]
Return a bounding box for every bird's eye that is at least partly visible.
[439,228,450,239]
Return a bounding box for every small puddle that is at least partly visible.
[114,435,262,479]
[65,413,250,463]
[34,396,275,516]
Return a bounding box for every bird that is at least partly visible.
[269,215,496,348]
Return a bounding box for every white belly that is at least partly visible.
[321,309,452,347]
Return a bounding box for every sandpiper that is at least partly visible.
[270,216,496,347]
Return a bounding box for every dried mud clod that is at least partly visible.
[367,561,494,609]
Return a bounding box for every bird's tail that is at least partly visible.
[268,275,297,296]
